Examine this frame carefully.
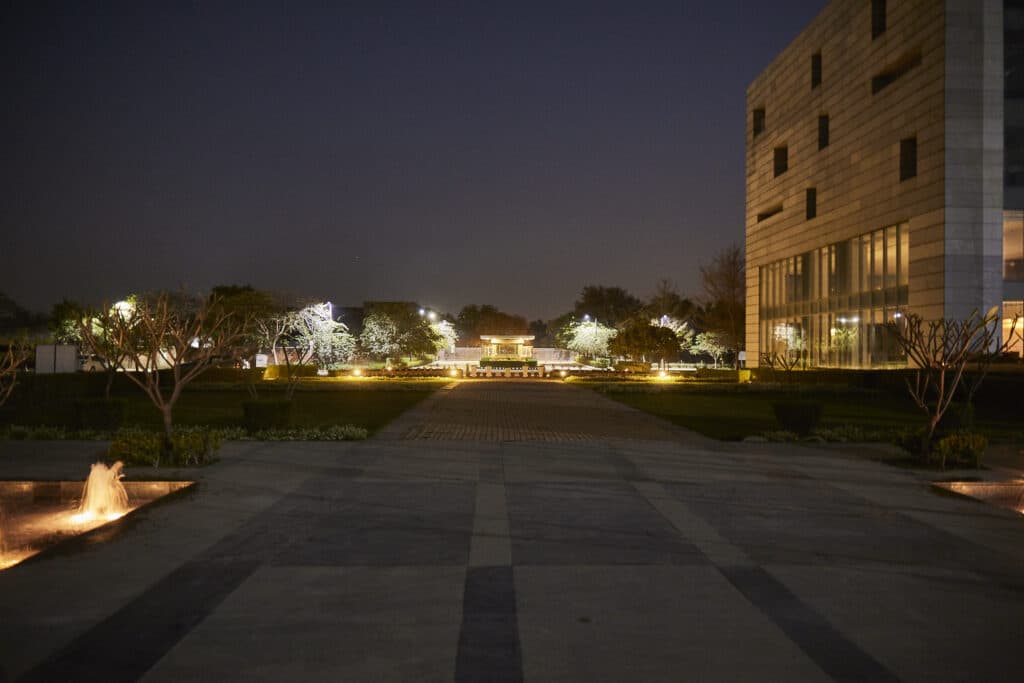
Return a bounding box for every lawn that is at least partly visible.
[594,383,1022,442]
[3,378,444,436]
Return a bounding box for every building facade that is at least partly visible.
[745,0,1021,368]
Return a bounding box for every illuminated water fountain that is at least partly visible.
[0,464,192,571]
[72,461,129,524]
[932,480,1024,515]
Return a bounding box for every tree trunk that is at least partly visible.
[104,370,115,400]
[160,406,174,466]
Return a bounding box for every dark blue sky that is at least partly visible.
[3,0,824,320]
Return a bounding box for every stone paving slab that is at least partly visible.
[142,566,467,683]
[2,381,1024,681]
[516,566,832,683]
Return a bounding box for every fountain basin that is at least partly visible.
[931,480,1024,516]
[0,479,194,570]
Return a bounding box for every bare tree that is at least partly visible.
[0,340,29,409]
[79,292,250,462]
[699,244,745,367]
[887,307,1016,460]
[254,312,292,366]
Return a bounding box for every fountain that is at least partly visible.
[0,463,193,571]
[72,461,129,523]
[933,480,1024,515]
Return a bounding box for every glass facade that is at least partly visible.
[759,222,909,367]
[1004,301,1023,356]
[1004,210,1023,281]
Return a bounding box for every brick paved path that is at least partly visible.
[379,379,708,443]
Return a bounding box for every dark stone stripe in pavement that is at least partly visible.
[19,466,366,682]
[18,558,260,683]
[604,451,648,481]
[455,566,523,683]
[720,566,900,683]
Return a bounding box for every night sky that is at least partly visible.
[3,1,824,320]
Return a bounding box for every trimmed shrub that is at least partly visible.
[241,399,294,433]
[479,359,538,369]
[108,427,222,467]
[73,398,126,431]
[771,401,823,435]
[933,432,987,469]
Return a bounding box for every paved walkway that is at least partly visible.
[1,380,1023,682]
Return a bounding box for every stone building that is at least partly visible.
[745,0,1022,367]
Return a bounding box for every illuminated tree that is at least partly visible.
[691,331,729,368]
[359,303,439,362]
[79,292,250,461]
[431,320,459,353]
[562,319,617,359]
[360,312,403,360]
[291,303,354,375]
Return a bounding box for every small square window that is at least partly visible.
[753,108,766,136]
[774,146,788,177]
[806,188,817,220]
[818,115,830,150]
[872,0,886,39]
[811,53,822,89]
[900,137,917,181]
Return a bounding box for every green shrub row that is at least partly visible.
[108,427,222,468]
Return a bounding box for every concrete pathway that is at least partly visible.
[1,380,1023,682]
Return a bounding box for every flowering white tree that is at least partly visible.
[291,303,355,375]
[359,312,403,360]
[562,320,617,359]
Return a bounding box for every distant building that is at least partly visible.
[745,0,1022,368]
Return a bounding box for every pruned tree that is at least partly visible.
[76,297,140,399]
[886,307,1015,459]
[0,339,30,409]
[79,292,251,462]
[699,245,745,367]
[254,312,292,366]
